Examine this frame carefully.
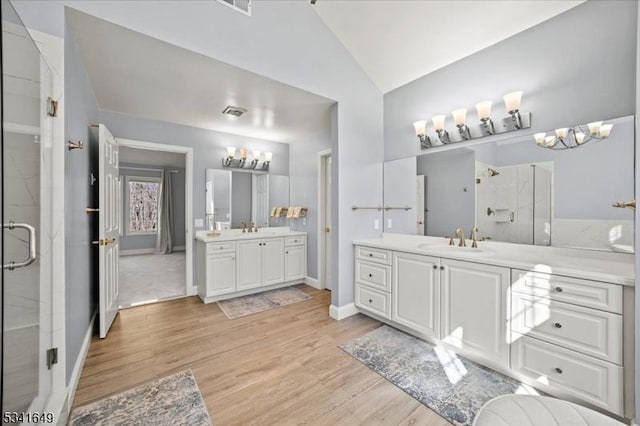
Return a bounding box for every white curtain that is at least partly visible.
[156,171,174,254]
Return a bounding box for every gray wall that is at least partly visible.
[383,157,417,235]
[64,22,98,384]
[119,163,186,252]
[384,1,637,162]
[15,0,385,309]
[289,127,332,280]
[230,171,252,228]
[417,150,476,237]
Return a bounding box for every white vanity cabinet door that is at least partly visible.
[440,259,509,366]
[392,252,440,339]
[207,253,236,296]
[262,237,285,286]
[236,240,263,291]
[285,244,306,281]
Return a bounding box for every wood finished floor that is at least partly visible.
[73,285,452,425]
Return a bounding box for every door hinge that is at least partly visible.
[47,97,59,117]
[46,347,58,370]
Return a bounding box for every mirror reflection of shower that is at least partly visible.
[476,161,552,245]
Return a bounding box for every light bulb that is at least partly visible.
[599,124,613,137]
[534,133,546,145]
[475,101,492,120]
[451,109,467,126]
[413,120,426,136]
[239,148,248,159]
[503,91,523,113]
[555,128,568,139]
[226,146,236,157]
[432,115,446,131]
[264,152,273,162]
[575,132,586,144]
[587,121,603,135]
[253,150,261,160]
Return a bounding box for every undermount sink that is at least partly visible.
[416,243,485,253]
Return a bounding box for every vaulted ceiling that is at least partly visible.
[312,1,584,93]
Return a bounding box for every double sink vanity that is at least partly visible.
[353,233,634,418]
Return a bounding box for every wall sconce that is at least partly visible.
[413,120,432,149]
[534,120,613,150]
[476,101,494,135]
[223,147,272,170]
[451,108,471,140]
[432,115,450,144]
[412,90,530,150]
[503,91,523,129]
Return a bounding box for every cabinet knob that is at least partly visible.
[369,253,373,257]
[553,322,562,329]
[433,265,438,270]
[555,286,563,293]
[440,266,445,270]
[368,273,373,278]
[368,299,373,303]
[285,251,289,254]
[555,367,563,374]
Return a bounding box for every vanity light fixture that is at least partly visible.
[222,147,272,170]
[412,91,530,149]
[534,120,614,150]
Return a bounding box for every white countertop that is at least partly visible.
[195,227,306,243]
[353,233,635,286]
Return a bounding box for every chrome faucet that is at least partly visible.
[241,221,247,233]
[469,226,479,248]
[455,227,466,247]
[248,221,255,233]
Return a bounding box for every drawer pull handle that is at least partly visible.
[555,367,563,374]
[555,286,563,293]
[553,322,562,329]
[368,299,373,303]
[368,273,373,278]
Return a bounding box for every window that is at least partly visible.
[127,178,160,234]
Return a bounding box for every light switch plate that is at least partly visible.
[194,218,204,228]
[374,219,380,230]
[387,218,392,229]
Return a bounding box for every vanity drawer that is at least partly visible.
[285,235,306,246]
[355,260,391,292]
[355,284,390,319]
[206,241,236,254]
[355,246,392,266]
[511,334,623,415]
[511,269,622,314]
[512,292,622,364]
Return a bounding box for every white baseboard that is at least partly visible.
[66,313,95,415]
[329,303,358,320]
[119,248,155,256]
[304,276,321,289]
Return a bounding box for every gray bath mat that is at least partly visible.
[340,325,540,426]
[69,370,212,426]
[217,286,313,319]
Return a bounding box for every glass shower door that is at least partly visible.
[2,0,57,419]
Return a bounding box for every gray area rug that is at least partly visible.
[340,325,540,426]
[217,287,312,319]
[69,370,212,426]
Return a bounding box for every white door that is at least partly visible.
[98,124,120,338]
[285,244,306,281]
[440,259,509,365]
[324,155,332,290]
[262,237,284,286]
[416,175,425,235]
[392,252,440,338]
[236,240,262,290]
[207,253,236,296]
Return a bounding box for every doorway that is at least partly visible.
[318,150,332,290]
[115,140,194,309]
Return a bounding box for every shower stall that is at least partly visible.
[476,161,553,245]
[2,0,63,419]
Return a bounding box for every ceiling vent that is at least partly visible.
[222,105,247,117]
[217,0,252,16]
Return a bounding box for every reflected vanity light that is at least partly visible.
[223,147,272,170]
[534,120,613,150]
[412,91,530,150]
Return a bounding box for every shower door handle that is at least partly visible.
[3,222,37,270]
